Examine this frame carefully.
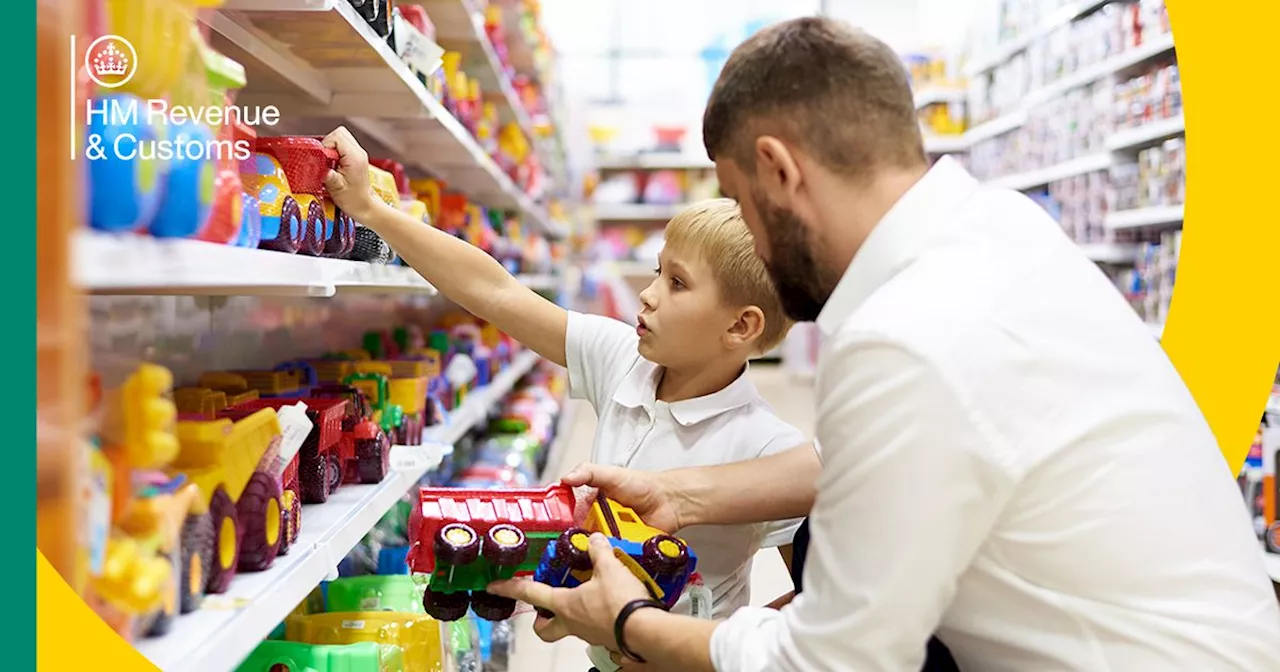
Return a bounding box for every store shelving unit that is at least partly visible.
[963,0,1112,77]
[1105,204,1184,231]
[923,134,971,155]
[986,152,1113,192]
[76,232,438,297]
[914,86,966,109]
[1107,115,1186,152]
[135,349,539,672]
[205,0,566,239]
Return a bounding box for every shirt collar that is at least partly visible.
[815,156,980,337]
[612,359,759,426]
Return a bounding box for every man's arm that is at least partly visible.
[322,127,568,366]
[559,442,821,534]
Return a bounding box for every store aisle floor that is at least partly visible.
[511,363,815,672]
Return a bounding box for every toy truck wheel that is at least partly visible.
[471,591,518,621]
[300,450,329,504]
[300,199,326,256]
[435,523,482,566]
[1267,522,1280,554]
[356,434,389,484]
[553,528,594,571]
[179,512,214,613]
[328,454,344,492]
[237,472,284,572]
[423,588,470,621]
[483,524,529,567]
[206,487,240,594]
[642,534,690,578]
[259,196,303,254]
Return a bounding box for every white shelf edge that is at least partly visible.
[986,152,1112,191]
[1106,116,1186,152]
[137,351,541,672]
[594,154,716,171]
[924,134,971,155]
[1079,242,1140,265]
[594,203,687,222]
[1105,205,1185,231]
[914,86,967,109]
[75,231,438,297]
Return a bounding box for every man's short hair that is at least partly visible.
[703,17,925,178]
[664,198,793,353]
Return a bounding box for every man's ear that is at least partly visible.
[727,306,767,349]
[755,136,802,201]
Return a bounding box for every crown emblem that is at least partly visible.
[85,35,137,88]
[92,44,129,77]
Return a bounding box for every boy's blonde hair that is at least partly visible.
[663,198,793,353]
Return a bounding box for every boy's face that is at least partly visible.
[636,246,745,370]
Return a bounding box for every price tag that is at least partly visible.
[275,402,314,466]
[390,441,447,472]
[687,573,713,620]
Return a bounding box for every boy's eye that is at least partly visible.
[670,276,685,289]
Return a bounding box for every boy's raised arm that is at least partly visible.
[321,126,568,367]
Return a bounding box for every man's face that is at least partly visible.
[716,158,838,323]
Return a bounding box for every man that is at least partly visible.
[491,17,1280,671]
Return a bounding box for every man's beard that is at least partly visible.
[753,191,839,323]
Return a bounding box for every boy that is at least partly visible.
[320,127,807,669]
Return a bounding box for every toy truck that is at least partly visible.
[199,368,309,399]
[255,136,355,257]
[350,360,431,446]
[534,495,696,612]
[172,407,285,593]
[222,396,348,511]
[310,383,392,487]
[408,484,577,621]
[344,372,407,447]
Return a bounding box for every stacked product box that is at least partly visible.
[1114,63,1182,130]
[1116,230,1180,325]
[1108,139,1186,211]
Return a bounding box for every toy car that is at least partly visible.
[236,640,403,672]
[534,495,697,611]
[408,484,577,621]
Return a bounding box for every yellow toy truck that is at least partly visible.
[172,406,284,594]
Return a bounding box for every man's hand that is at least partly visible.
[321,126,378,221]
[560,463,686,533]
[487,533,650,649]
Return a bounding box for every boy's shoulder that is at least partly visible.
[676,372,806,460]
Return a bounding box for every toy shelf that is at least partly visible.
[923,133,972,156]
[986,152,1113,192]
[1105,204,1185,231]
[914,86,967,110]
[134,349,539,672]
[412,0,556,171]
[960,33,1178,153]
[206,0,566,239]
[963,0,1112,77]
[76,231,438,297]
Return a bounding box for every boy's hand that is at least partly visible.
[560,463,686,533]
[321,126,377,221]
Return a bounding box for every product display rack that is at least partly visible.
[205,0,567,238]
[134,350,540,672]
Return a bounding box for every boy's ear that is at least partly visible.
[726,306,766,349]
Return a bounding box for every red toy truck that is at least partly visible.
[408,484,578,620]
[254,136,355,258]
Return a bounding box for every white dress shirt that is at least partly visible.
[710,156,1280,671]
[564,311,807,671]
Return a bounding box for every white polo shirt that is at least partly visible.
[564,309,806,617]
[710,156,1280,671]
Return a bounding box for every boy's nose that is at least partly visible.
[639,280,658,310]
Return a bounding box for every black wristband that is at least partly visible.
[613,598,667,663]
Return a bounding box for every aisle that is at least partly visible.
[512,363,815,671]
